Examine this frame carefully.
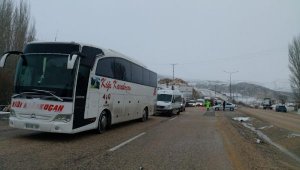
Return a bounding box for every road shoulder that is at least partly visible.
[216,111,300,169]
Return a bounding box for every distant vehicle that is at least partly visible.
[214,100,223,106]
[286,103,295,107]
[271,104,277,110]
[262,98,272,110]
[186,100,196,107]
[0,42,157,134]
[275,105,287,112]
[196,99,204,106]
[156,89,183,116]
[214,102,235,111]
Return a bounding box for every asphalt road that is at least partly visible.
[0,107,233,170]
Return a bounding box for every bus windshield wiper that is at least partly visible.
[12,89,64,101]
[12,91,40,98]
[31,89,64,102]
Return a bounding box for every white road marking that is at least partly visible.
[170,116,177,121]
[108,132,146,152]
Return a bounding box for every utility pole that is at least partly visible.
[171,64,177,90]
[54,30,59,41]
[224,70,238,101]
[171,64,177,81]
[215,84,216,98]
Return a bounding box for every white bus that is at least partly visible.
[0,42,157,134]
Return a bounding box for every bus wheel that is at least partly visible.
[141,109,147,122]
[97,111,108,134]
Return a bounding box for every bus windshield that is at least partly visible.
[157,94,172,102]
[14,54,78,100]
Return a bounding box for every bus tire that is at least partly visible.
[141,108,147,122]
[97,111,108,134]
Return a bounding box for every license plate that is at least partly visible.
[25,123,39,129]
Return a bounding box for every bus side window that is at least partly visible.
[132,64,142,84]
[142,69,149,86]
[114,58,131,81]
[96,58,114,78]
[149,71,157,87]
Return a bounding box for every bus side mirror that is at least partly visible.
[0,51,23,68]
[0,53,9,68]
[67,53,79,69]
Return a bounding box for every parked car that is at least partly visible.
[196,99,204,107]
[186,100,196,107]
[213,102,236,111]
[275,105,287,112]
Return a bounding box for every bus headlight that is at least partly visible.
[10,109,16,117]
[53,114,72,122]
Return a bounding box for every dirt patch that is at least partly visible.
[216,111,300,169]
[278,136,300,156]
[238,108,300,163]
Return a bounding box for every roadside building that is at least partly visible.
[158,78,194,100]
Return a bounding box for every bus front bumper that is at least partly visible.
[9,117,74,133]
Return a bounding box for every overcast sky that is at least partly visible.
[24,0,300,91]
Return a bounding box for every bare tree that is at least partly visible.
[288,35,300,106]
[0,0,36,104]
[0,0,14,52]
[192,88,200,99]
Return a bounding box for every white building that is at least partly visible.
[158,83,193,100]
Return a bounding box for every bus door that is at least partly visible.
[73,65,97,129]
[86,88,99,118]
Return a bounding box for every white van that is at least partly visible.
[156,89,183,116]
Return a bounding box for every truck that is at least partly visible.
[262,98,272,110]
